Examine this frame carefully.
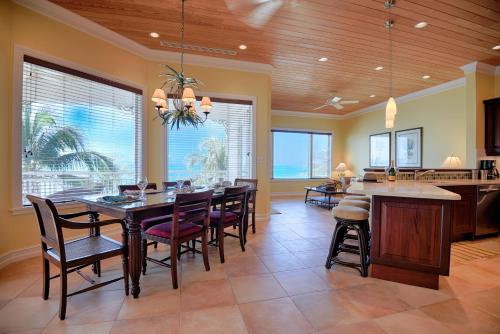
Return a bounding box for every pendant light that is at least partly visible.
[385,0,397,129]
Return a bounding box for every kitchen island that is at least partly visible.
[348,181,460,289]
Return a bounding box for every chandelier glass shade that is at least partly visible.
[384,0,397,129]
[151,0,212,130]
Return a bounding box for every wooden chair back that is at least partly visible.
[118,183,157,194]
[27,195,66,261]
[221,186,249,217]
[234,178,257,205]
[162,180,191,190]
[172,190,214,238]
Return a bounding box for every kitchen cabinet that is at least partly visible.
[439,185,476,241]
[484,97,500,156]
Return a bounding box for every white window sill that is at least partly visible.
[271,178,329,182]
[10,201,86,216]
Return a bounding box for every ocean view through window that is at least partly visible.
[167,98,253,185]
[20,56,143,205]
[272,130,331,179]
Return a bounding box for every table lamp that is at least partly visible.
[442,155,462,169]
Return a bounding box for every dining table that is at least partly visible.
[73,187,256,298]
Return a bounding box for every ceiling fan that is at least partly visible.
[314,93,359,111]
[225,0,299,29]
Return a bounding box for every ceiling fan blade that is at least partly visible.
[340,100,359,104]
[331,96,342,103]
[242,0,284,28]
[333,103,344,110]
[313,104,329,110]
[225,0,273,11]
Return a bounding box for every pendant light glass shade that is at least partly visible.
[152,88,166,104]
[386,97,397,117]
[201,96,212,111]
[385,119,394,129]
[182,87,196,103]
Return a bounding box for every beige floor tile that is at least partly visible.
[293,250,330,268]
[420,298,500,334]
[375,309,455,334]
[117,286,180,320]
[248,242,289,256]
[180,305,248,334]
[239,297,313,334]
[279,239,321,252]
[42,321,114,334]
[0,297,59,332]
[223,255,269,277]
[317,320,387,334]
[0,274,39,300]
[273,268,329,296]
[449,264,500,291]
[312,266,374,289]
[458,286,500,318]
[335,283,413,320]
[258,252,305,272]
[469,257,500,276]
[0,329,44,334]
[180,279,236,312]
[229,274,287,304]
[46,290,125,326]
[292,291,363,330]
[111,314,179,334]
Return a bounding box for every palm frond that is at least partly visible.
[52,151,115,172]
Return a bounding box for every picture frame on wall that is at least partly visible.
[395,127,423,168]
[369,132,391,168]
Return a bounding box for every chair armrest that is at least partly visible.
[59,210,99,221]
[60,218,126,231]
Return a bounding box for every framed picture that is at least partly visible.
[369,132,391,167]
[395,127,422,168]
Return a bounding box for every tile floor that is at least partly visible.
[1,197,500,333]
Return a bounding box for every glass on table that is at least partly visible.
[137,176,148,199]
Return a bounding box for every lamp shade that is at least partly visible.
[201,96,212,111]
[159,99,168,113]
[442,155,462,169]
[182,87,196,103]
[335,162,347,171]
[152,88,166,104]
[386,97,397,117]
[385,119,394,129]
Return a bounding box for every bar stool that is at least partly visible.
[326,206,370,277]
[338,199,370,211]
[343,195,371,203]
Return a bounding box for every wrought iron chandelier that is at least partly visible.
[151,0,212,130]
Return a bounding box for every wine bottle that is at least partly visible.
[388,160,396,182]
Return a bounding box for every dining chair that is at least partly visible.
[162,180,191,190]
[234,178,258,233]
[141,190,214,289]
[118,183,157,194]
[209,185,249,263]
[27,195,129,320]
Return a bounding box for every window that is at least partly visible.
[272,130,331,179]
[167,98,253,184]
[20,56,143,205]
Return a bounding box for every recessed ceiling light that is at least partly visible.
[149,32,160,38]
[493,45,500,50]
[422,75,431,79]
[375,66,384,71]
[414,21,428,29]
[318,57,328,62]
[238,44,247,50]
[369,94,376,98]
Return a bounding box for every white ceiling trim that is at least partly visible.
[14,0,274,75]
[460,61,497,75]
[344,77,466,120]
[272,109,344,120]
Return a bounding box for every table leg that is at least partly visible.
[127,216,142,298]
[305,189,310,203]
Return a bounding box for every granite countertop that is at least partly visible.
[347,181,462,200]
[418,179,500,187]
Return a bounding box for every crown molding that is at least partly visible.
[272,109,344,120]
[13,0,274,75]
[344,77,466,119]
[460,61,497,75]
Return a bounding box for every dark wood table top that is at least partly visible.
[304,186,343,195]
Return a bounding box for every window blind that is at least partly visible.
[21,56,143,205]
[167,98,253,185]
[272,130,331,179]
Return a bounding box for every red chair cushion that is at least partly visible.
[209,210,238,224]
[145,222,202,239]
[140,215,172,230]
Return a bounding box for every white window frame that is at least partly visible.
[270,128,333,181]
[162,92,257,181]
[10,45,147,213]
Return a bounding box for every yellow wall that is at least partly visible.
[270,115,345,194]
[0,2,272,257]
[343,86,467,174]
[495,73,500,97]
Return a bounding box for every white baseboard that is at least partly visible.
[271,192,304,198]
[0,245,40,270]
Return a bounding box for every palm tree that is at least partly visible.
[186,137,228,183]
[22,104,115,172]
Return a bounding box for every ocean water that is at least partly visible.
[273,165,309,179]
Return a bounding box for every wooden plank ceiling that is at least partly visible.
[49,0,500,115]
